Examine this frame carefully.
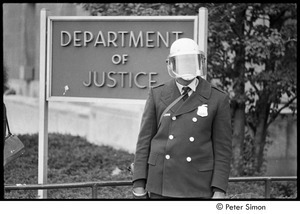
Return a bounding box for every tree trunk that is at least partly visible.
[230,56,246,175]
[229,6,247,176]
[253,98,270,174]
[231,38,246,175]
[231,101,246,176]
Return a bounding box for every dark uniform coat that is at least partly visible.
[133,77,232,198]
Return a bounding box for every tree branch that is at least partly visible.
[267,95,297,127]
[248,77,261,98]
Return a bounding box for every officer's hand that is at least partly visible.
[212,191,226,199]
[132,187,149,199]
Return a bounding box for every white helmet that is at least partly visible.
[167,38,206,80]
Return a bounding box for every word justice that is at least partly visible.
[61,30,183,48]
[83,71,158,89]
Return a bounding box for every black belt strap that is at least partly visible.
[158,93,185,128]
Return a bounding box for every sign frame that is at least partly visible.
[46,16,198,104]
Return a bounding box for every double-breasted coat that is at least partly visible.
[133,77,232,198]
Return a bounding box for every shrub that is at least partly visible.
[4,133,134,199]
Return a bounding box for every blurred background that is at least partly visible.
[3,3,297,178]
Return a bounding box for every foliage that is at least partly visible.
[227,181,297,199]
[227,181,265,199]
[80,3,205,16]
[270,182,298,198]
[207,3,297,175]
[4,134,297,199]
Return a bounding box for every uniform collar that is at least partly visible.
[173,77,211,117]
[159,77,211,114]
[175,78,198,94]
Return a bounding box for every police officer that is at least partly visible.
[132,38,232,199]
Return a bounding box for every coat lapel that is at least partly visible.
[173,77,212,117]
[160,79,181,113]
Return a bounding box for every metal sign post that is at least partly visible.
[198,7,208,79]
[38,8,49,199]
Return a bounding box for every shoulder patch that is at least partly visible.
[212,85,226,94]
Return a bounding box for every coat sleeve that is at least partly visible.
[133,88,157,182]
[211,94,232,192]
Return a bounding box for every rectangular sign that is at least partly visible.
[47,16,197,102]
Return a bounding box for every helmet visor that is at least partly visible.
[168,54,202,80]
